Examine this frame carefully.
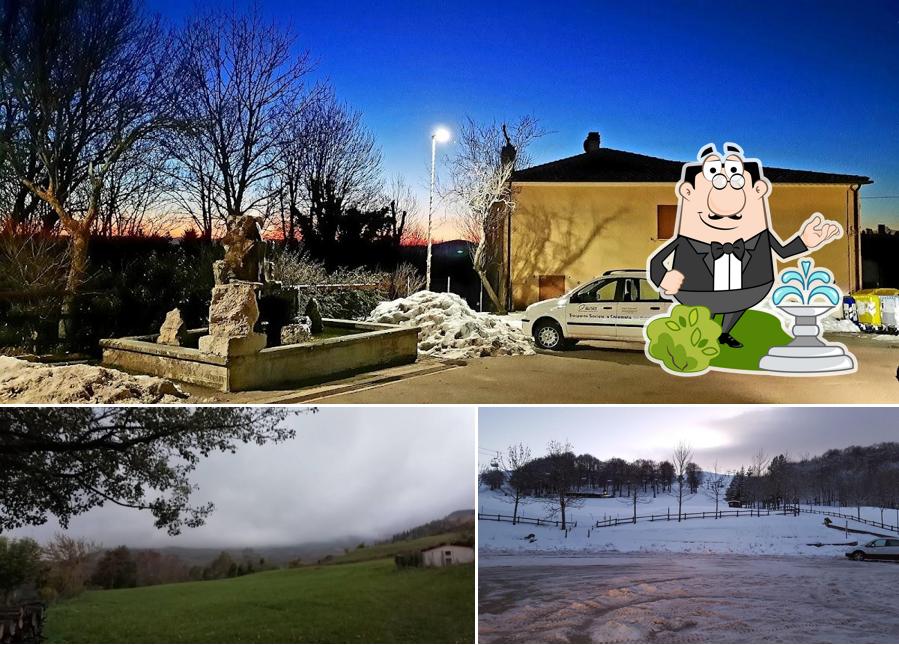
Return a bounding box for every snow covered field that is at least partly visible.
[479,488,897,558]
[479,552,899,644]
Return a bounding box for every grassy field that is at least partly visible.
[47,558,474,643]
[710,309,791,371]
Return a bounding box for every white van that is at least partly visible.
[521,270,667,350]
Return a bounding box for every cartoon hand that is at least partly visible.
[800,213,842,249]
[660,270,684,296]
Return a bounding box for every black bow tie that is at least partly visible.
[710,238,745,260]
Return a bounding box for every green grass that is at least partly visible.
[709,309,791,371]
[46,559,474,643]
[328,532,470,565]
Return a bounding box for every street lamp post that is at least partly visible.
[427,127,451,291]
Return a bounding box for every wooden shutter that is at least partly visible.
[657,205,677,239]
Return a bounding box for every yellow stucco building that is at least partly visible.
[498,133,871,310]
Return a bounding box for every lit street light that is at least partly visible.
[427,126,451,291]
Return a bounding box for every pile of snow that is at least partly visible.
[821,315,860,333]
[368,291,535,359]
[0,356,188,404]
[479,488,887,558]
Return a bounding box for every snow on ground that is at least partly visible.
[821,315,861,332]
[368,291,535,359]
[479,488,894,558]
[479,552,899,644]
[0,356,188,404]
[496,312,525,331]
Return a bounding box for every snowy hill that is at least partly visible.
[479,486,894,558]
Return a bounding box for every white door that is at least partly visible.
[616,278,668,341]
[884,539,899,558]
[565,279,620,340]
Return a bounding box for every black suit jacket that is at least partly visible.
[648,230,808,292]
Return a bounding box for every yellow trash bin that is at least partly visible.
[852,289,882,330]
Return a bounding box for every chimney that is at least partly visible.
[583,131,601,153]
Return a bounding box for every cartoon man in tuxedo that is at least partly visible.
[648,143,842,348]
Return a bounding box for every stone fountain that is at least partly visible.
[100,217,418,392]
[758,259,856,374]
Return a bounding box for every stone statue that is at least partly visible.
[218,215,267,284]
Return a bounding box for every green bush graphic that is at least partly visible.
[646,305,721,373]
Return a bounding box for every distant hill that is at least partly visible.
[154,537,365,568]
[390,509,475,543]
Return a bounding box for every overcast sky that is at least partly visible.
[12,407,475,549]
[479,407,899,473]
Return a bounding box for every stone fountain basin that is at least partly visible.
[777,304,834,317]
[99,319,419,393]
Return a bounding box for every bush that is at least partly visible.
[0,233,221,355]
[0,233,69,354]
[645,305,721,373]
[0,537,42,604]
[394,551,423,569]
[271,249,388,320]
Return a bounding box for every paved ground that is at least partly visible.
[301,334,898,403]
[479,553,899,643]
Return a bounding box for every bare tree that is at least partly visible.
[175,5,312,229]
[544,440,583,530]
[0,0,182,338]
[42,533,101,598]
[672,442,693,521]
[749,449,770,509]
[385,174,421,247]
[704,460,729,516]
[443,115,542,312]
[276,88,384,259]
[95,139,173,237]
[501,443,533,525]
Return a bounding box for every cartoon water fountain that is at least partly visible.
[758,259,856,374]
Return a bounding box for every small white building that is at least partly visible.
[421,544,475,567]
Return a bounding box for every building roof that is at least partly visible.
[421,543,474,552]
[512,147,872,185]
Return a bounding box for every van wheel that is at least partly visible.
[851,551,866,561]
[533,320,565,350]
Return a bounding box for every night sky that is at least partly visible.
[149,0,899,234]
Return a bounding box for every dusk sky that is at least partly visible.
[479,406,899,473]
[150,0,899,234]
[11,407,475,549]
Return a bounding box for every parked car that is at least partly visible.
[522,270,666,350]
[845,538,899,561]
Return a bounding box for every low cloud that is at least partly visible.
[12,407,475,549]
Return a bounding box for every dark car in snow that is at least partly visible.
[846,538,899,561]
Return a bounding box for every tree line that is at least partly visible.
[0,533,277,605]
[479,441,703,529]
[481,440,899,530]
[726,443,899,522]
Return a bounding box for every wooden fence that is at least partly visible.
[792,507,899,534]
[477,512,577,528]
[594,507,796,528]
[0,602,45,643]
